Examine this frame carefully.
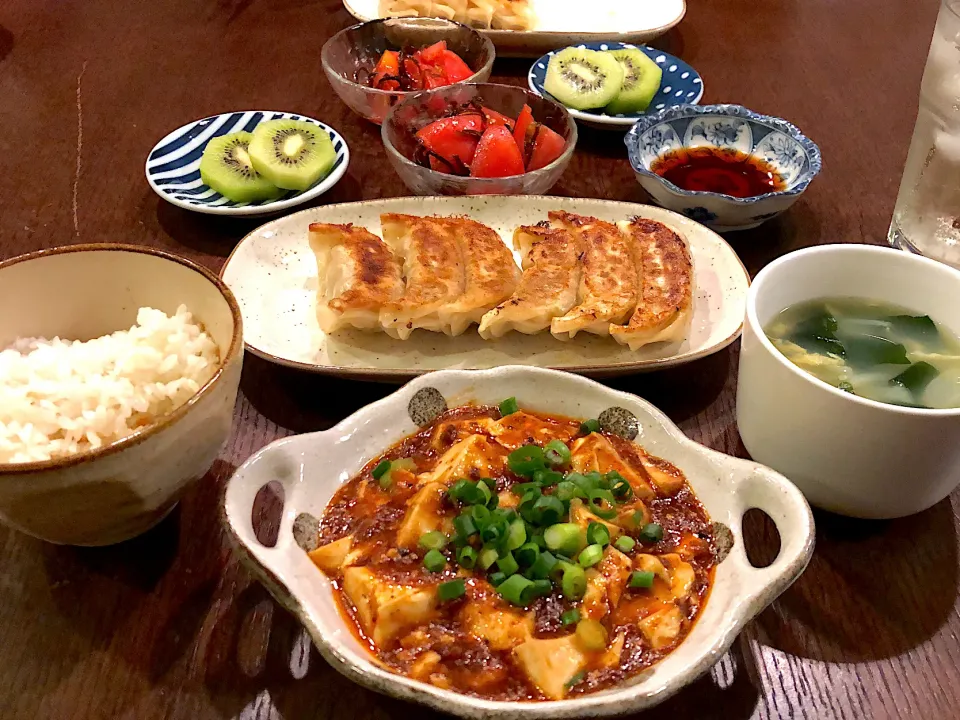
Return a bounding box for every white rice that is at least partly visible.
[0,305,220,464]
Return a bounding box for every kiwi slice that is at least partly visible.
[199,131,283,204]
[604,49,663,115]
[543,48,624,111]
[248,119,337,192]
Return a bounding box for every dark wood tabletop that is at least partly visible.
[1,0,958,718]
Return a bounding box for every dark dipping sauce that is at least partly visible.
[313,404,716,702]
[651,146,785,198]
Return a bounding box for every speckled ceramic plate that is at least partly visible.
[342,0,686,57]
[219,196,749,380]
[222,366,815,719]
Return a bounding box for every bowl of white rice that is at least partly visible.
[0,244,243,545]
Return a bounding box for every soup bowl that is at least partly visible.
[0,245,244,545]
[223,366,813,717]
[737,244,960,519]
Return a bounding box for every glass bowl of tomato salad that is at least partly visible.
[382,83,578,195]
[322,18,495,125]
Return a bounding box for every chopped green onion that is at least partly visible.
[561,608,581,627]
[576,618,607,650]
[499,397,520,416]
[457,546,478,569]
[588,489,617,519]
[639,523,664,544]
[614,535,636,553]
[629,570,655,588]
[580,419,601,435]
[512,481,541,496]
[544,523,584,557]
[508,445,547,478]
[497,574,536,606]
[569,472,597,496]
[516,542,540,567]
[379,473,394,490]
[454,514,478,538]
[531,579,552,597]
[559,562,587,599]
[497,551,520,577]
[469,504,491,528]
[528,550,558,579]
[565,671,586,690]
[578,543,604,568]
[531,495,565,526]
[423,549,446,572]
[480,476,497,489]
[627,509,645,530]
[438,579,466,602]
[533,468,564,487]
[518,489,542,523]
[837,381,855,394]
[586,521,610,547]
[506,518,527,550]
[481,519,505,546]
[544,439,572,468]
[372,460,391,481]
[531,531,547,550]
[488,571,507,587]
[419,531,448,551]
[556,481,583,503]
[475,481,493,507]
[479,547,499,570]
[608,474,633,500]
[448,479,475,505]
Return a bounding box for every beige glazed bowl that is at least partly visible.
[0,245,244,545]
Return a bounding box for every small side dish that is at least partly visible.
[380,0,534,31]
[765,297,960,409]
[413,100,565,177]
[307,210,694,345]
[0,306,220,464]
[363,41,475,90]
[306,398,716,700]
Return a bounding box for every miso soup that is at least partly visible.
[764,298,960,409]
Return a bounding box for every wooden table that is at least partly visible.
[1,0,957,717]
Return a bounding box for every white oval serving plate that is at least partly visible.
[342,0,686,57]
[145,111,350,218]
[223,366,815,718]
[219,195,750,381]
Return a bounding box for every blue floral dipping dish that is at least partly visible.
[624,104,822,232]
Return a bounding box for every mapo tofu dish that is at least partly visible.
[309,400,716,701]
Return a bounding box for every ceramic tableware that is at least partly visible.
[737,244,960,518]
[219,195,750,380]
[223,365,814,718]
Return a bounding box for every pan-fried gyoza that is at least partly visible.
[307,212,695,348]
[306,401,716,701]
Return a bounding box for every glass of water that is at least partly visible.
[889,0,960,267]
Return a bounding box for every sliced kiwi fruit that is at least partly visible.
[543,48,624,111]
[605,49,663,115]
[199,131,283,203]
[248,119,337,192]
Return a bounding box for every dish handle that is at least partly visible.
[731,468,815,611]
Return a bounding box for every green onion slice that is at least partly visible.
[438,579,466,602]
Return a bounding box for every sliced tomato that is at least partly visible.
[416,41,448,65]
[402,57,424,90]
[513,104,534,154]
[416,113,484,168]
[525,123,566,171]
[423,69,448,89]
[371,50,400,90]
[481,107,515,132]
[471,125,526,178]
[438,49,474,83]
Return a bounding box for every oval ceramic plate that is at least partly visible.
[342,0,686,57]
[219,195,749,380]
[223,366,815,718]
[528,42,703,130]
[145,111,350,217]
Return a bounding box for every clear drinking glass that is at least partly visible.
[889,0,960,267]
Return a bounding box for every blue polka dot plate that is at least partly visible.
[527,42,703,130]
[145,111,350,217]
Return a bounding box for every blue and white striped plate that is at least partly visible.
[527,43,703,131]
[145,111,350,217]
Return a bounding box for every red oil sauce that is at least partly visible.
[651,147,785,198]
